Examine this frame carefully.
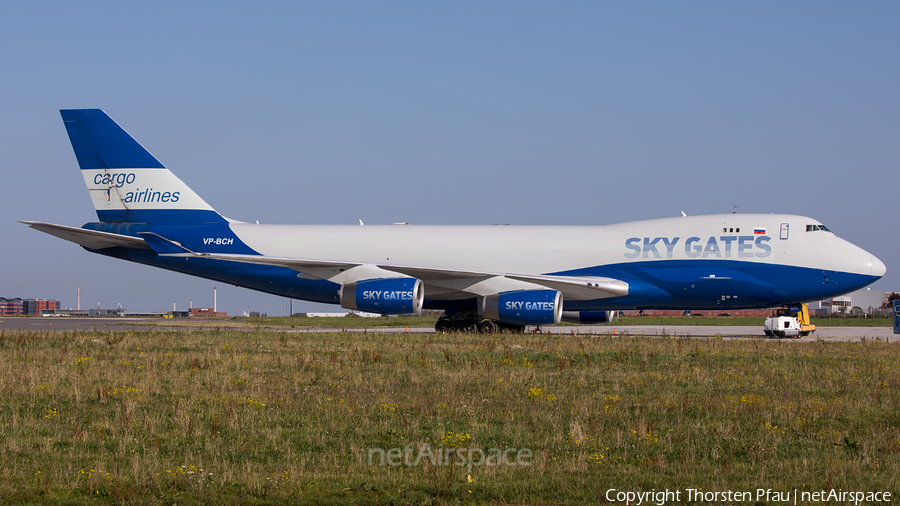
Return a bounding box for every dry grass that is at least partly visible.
[0,328,898,504]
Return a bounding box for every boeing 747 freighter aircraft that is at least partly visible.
[24,109,886,332]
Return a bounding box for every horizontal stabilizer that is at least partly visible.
[138,232,193,255]
[20,221,151,250]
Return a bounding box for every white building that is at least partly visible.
[814,288,892,315]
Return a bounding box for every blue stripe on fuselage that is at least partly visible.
[554,260,880,310]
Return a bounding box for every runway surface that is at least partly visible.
[0,317,896,342]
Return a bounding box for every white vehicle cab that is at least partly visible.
[764,315,802,338]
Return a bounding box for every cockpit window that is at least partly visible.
[806,224,831,232]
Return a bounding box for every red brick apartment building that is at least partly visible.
[0,298,23,315]
[0,298,60,315]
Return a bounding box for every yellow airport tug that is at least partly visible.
[764,303,816,338]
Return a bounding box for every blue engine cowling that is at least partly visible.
[339,278,424,315]
[483,290,562,325]
[560,310,614,324]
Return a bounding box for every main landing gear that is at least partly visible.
[434,312,525,334]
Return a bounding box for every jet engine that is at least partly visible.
[339,278,424,315]
[560,310,615,324]
[483,289,562,325]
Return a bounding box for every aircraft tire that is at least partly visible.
[478,321,498,334]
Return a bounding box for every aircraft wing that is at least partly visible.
[174,251,628,301]
[180,252,361,272]
[20,221,152,251]
[380,264,628,300]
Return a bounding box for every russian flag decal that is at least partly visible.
[754,228,766,235]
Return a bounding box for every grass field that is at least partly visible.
[1,328,898,504]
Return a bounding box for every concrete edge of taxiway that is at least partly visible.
[530,325,900,343]
[0,318,896,343]
[359,325,899,342]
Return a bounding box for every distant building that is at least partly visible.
[813,288,892,316]
[819,296,852,315]
[24,298,58,315]
[0,298,23,315]
[0,297,60,315]
[90,308,125,316]
[190,307,227,317]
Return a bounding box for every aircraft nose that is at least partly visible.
[870,254,887,278]
[827,235,886,280]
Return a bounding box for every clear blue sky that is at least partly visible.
[2,2,897,316]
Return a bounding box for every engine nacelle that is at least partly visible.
[339,278,424,315]
[560,310,614,324]
[483,289,562,325]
